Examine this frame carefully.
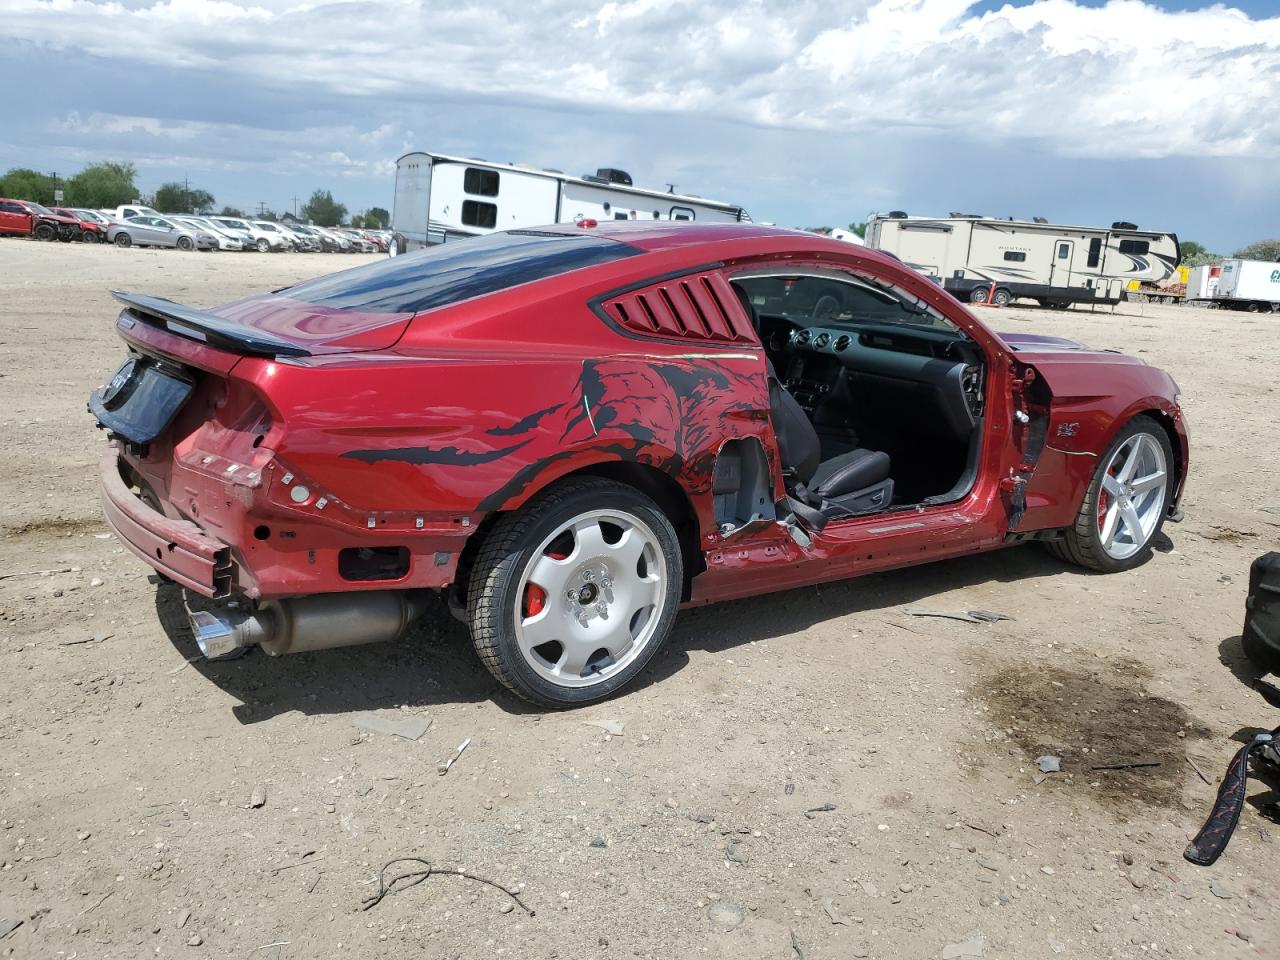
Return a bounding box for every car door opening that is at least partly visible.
[732,270,986,526]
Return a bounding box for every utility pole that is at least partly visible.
[291,195,299,218]
[183,175,190,212]
[50,171,60,205]
[258,201,267,217]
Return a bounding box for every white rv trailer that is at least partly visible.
[390,152,750,252]
[865,213,1180,307]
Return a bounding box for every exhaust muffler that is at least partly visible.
[189,590,432,659]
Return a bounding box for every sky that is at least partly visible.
[1,0,1277,252]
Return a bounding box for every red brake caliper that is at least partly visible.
[523,546,570,618]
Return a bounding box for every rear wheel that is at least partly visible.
[992,287,1013,306]
[256,238,270,252]
[467,478,683,708]
[1046,415,1173,572]
[176,235,194,251]
[114,232,132,248]
[968,287,990,304]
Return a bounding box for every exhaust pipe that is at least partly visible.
[189,590,432,659]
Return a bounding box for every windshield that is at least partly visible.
[733,271,955,334]
[282,230,644,313]
[29,203,54,215]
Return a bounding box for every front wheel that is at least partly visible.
[256,238,270,252]
[467,478,683,708]
[34,223,56,241]
[114,232,132,248]
[1046,415,1173,572]
[81,231,99,243]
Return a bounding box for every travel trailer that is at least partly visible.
[390,152,750,252]
[865,213,1180,307]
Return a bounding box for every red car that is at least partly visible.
[50,206,106,242]
[90,223,1188,706]
[0,198,81,241]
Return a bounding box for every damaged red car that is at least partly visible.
[90,223,1189,706]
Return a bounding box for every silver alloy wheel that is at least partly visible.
[1097,432,1168,560]
[513,509,667,689]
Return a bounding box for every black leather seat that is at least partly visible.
[768,372,894,524]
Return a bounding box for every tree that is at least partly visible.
[64,162,138,209]
[152,182,215,214]
[1183,251,1221,268]
[846,221,867,239]
[0,168,55,204]
[218,205,246,218]
[1179,240,1207,262]
[1233,239,1280,262]
[301,189,347,227]
[365,206,390,229]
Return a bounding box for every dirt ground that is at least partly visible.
[1,239,1278,959]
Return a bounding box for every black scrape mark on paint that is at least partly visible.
[343,440,531,466]
[487,403,561,437]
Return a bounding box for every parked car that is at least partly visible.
[51,207,107,242]
[89,223,1189,707]
[71,208,117,230]
[0,198,81,241]
[275,223,320,251]
[107,215,216,250]
[171,216,243,251]
[290,224,344,252]
[185,217,255,251]
[208,216,288,252]
[334,228,376,253]
[251,220,314,251]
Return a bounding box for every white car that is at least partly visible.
[208,216,289,252]
[172,216,243,251]
[251,220,312,251]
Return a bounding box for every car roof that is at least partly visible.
[532,221,904,268]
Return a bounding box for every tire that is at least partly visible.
[81,231,99,244]
[992,288,1013,306]
[114,233,132,248]
[1046,415,1174,573]
[176,235,194,251]
[57,231,74,243]
[256,238,270,252]
[34,222,56,242]
[968,287,990,304]
[467,477,683,708]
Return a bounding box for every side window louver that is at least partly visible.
[603,273,756,345]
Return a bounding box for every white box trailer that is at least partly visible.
[1213,259,1280,312]
[391,151,750,252]
[865,213,1180,307]
[1185,264,1222,301]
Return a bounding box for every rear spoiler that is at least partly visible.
[112,291,311,358]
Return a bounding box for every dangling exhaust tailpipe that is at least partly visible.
[189,590,433,659]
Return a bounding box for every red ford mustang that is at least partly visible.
[90,223,1188,706]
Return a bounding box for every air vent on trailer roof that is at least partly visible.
[602,273,756,345]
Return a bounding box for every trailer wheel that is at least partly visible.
[992,288,1013,307]
[968,287,990,305]
[1247,302,1261,313]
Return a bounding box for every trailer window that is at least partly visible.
[463,168,500,197]
[1118,239,1149,256]
[461,200,498,229]
[1087,237,1102,267]
[1003,251,1027,262]
[279,230,643,314]
[1057,243,1070,259]
[670,206,696,221]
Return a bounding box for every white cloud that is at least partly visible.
[2,0,1278,159]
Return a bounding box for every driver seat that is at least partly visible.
[767,368,894,528]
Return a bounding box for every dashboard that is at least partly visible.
[767,318,986,441]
